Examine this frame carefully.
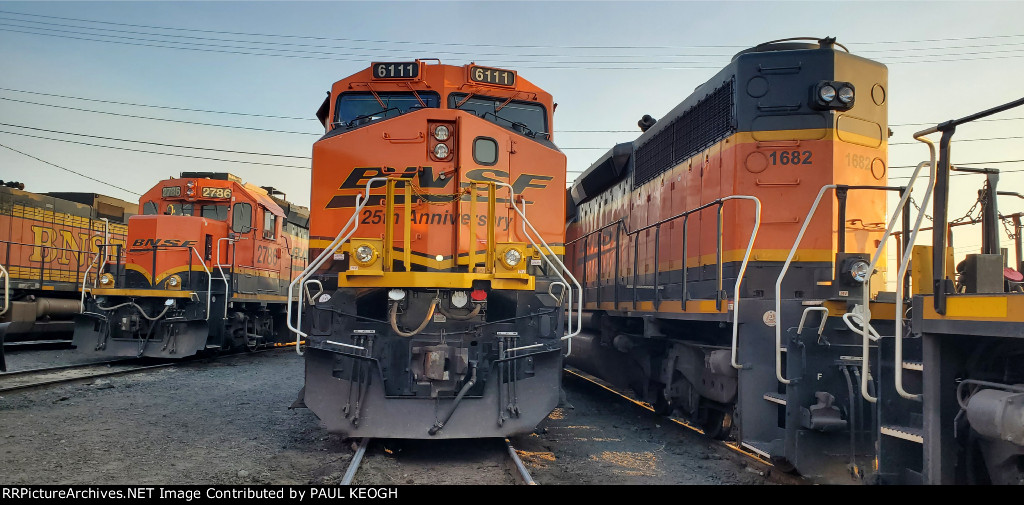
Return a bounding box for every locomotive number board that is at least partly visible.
[162,186,181,197]
[372,62,419,79]
[469,65,516,87]
[201,187,232,199]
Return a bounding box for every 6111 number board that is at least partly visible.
[372,62,419,79]
[469,65,515,87]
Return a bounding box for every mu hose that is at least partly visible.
[437,303,482,321]
[389,299,438,338]
[429,364,477,436]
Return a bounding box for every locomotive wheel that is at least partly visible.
[652,395,675,416]
[770,456,796,473]
[699,406,734,440]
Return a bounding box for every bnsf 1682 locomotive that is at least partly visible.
[289,60,576,439]
[565,38,893,482]
[73,172,308,358]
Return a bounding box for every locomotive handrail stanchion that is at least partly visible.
[287,177,387,354]
[720,195,761,371]
[403,182,411,270]
[0,263,9,317]
[384,180,395,270]
[215,237,234,319]
[189,246,213,321]
[716,202,725,310]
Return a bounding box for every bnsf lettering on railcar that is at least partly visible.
[29,225,126,264]
[130,238,198,248]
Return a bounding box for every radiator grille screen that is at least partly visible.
[634,80,735,186]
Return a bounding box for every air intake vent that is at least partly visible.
[634,80,735,186]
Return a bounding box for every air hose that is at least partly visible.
[389,298,439,337]
[429,363,477,436]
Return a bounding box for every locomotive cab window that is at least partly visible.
[201,204,228,221]
[232,202,252,233]
[142,201,158,215]
[473,137,499,165]
[334,91,440,129]
[448,93,548,139]
[165,203,194,216]
[263,210,276,240]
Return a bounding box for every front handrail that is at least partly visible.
[494,181,583,345]
[773,181,918,389]
[287,178,384,354]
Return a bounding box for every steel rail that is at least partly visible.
[504,438,537,485]
[341,437,370,485]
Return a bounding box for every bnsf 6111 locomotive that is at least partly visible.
[73,172,308,358]
[289,60,577,439]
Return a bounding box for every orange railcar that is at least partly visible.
[72,173,308,358]
[0,183,134,366]
[292,61,573,439]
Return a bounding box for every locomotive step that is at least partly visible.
[763,392,787,406]
[902,361,923,371]
[880,424,924,444]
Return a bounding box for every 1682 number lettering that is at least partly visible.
[769,150,812,165]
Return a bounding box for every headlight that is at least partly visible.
[99,273,114,287]
[433,125,450,141]
[838,86,854,104]
[849,260,871,283]
[166,275,181,290]
[434,143,450,159]
[819,85,836,102]
[502,247,523,269]
[354,244,377,266]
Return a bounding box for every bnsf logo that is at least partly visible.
[131,239,198,248]
[327,167,554,209]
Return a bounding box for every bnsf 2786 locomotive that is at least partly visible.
[289,60,577,439]
[73,172,308,358]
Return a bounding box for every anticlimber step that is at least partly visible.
[763,392,787,406]
[902,361,923,371]
[880,424,923,444]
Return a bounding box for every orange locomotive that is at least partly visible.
[565,38,895,480]
[73,172,309,358]
[0,182,134,369]
[290,60,577,439]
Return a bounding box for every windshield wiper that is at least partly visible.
[338,107,401,127]
[483,111,537,138]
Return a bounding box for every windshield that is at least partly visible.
[334,91,439,128]
[448,93,548,139]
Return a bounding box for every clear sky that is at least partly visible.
[2,1,1023,279]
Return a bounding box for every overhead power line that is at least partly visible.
[0,129,311,169]
[0,96,320,135]
[0,122,311,159]
[0,142,140,195]
[0,87,312,121]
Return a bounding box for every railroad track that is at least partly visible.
[562,366,805,484]
[0,345,296,394]
[340,437,537,485]
[0,359,174,393]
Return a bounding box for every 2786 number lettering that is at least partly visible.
[769,150,812,165]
